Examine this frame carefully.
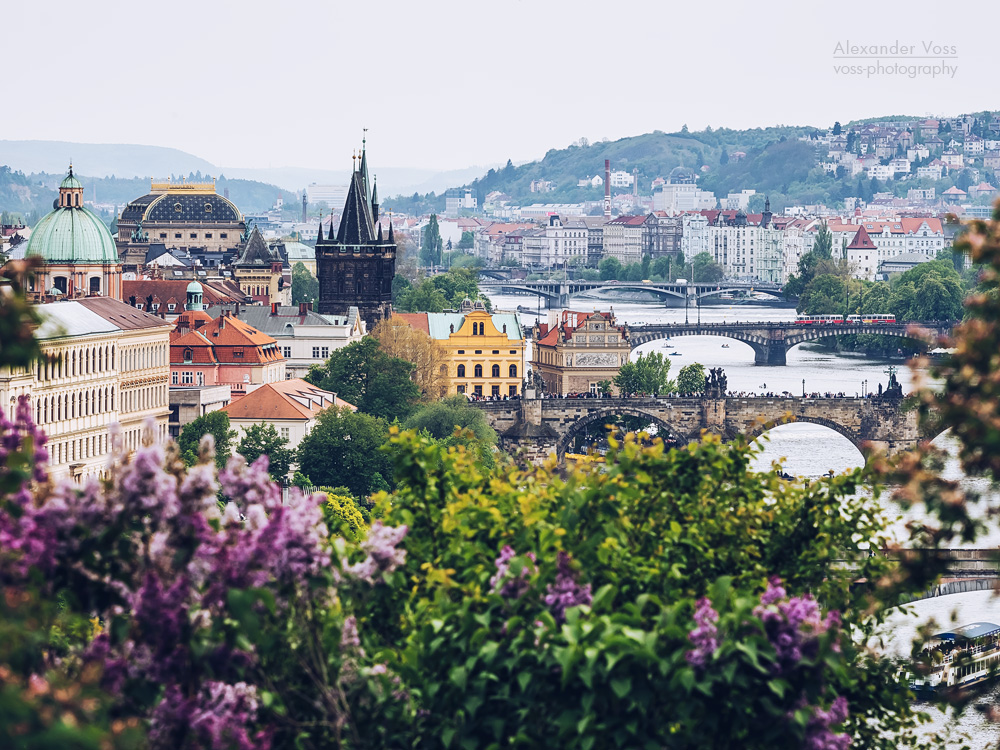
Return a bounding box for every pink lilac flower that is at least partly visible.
[686,597,720,669]
[544,551,592,623]
[341,615,364,655]
[489,545,536,599]
[344,520,408,583]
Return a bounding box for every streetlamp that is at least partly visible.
[862,379,868,398]
[802,379,806,398]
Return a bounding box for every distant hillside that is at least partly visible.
[383,125,819,215]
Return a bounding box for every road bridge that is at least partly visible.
[628,320,954,365]
[473,393,920,464]
[478,278,784,308]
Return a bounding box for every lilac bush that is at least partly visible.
[0,397,409,747]
[686,597,720,669]
[544,551,592,623]
[754,577,842,675]
[490,544,536,599]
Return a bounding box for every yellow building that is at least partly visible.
[396,300,525,398]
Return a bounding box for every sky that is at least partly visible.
[6,0,997,173]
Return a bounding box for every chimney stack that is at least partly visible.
[604,159,612,221]
[271,302,279,315]
[299,302,307,315]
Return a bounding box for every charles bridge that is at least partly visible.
[473,392,921,464]
[627,320,955,365]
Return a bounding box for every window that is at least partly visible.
[160,233,167,239]
[457,350,465,354]
[474,350,482,354]
[509,385,517,397]
[183,348,193,362]
[175,233,182,239]
[196,372,204,386]
[233,348,244,358]
[457,364,466,377]
[182,372,193,384]
[474,364,483,378]
[474,385,483,396]
[492,385,500,397]
[281,427,290,441]
[509,364,517,378]
[190,233,198,239]
[510,350,517,354]
[283,347,291,357]
[313,347,321,358]
[492,364,500,378]
[457,385,466,394]
[492,350,500,354]
[221,233,228,239]
[205,233,213,239]
[171,371,178,385]
[321,347,329,358]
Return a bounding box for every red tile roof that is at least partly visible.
[393,312,429,334]
[221,379,355,421]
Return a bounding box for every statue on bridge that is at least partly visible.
[704,367,728,397]
[524,369,547,395]
[881,365,903,401]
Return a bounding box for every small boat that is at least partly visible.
[908,622,1000,694]
[721,344,730,349]
[668,352,682,356]
[662,343,674,348]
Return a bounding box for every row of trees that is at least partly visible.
[393,267,491,313]
[612,353,709,397]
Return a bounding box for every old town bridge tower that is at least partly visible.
[315,143,395,329]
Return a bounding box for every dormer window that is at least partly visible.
[183,348,193,362]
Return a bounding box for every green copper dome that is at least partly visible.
[25,205,119,264]
[60,172,83,190]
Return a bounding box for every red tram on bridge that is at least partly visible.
[794,314,896,325]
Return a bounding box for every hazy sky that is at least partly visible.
[7,0,996,172]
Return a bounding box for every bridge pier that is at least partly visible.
[754,344,787,366]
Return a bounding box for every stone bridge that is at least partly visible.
[628,321,954,365]
[474,395,920,464]
[478,278,784,308]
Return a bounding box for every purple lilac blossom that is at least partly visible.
[344,520,408,583]
[685,597,720,669]
[753,577,842,675]
[544,551,592,623]
[803,696,851,750]
[489,545,536,599]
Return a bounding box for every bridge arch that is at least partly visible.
[784,326,931,353]
[555,406,688,457]
[740,414,864,453]
[629,328,768,359]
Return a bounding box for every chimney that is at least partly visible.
[604,159,612,221]
[271,302,279,315]
[219,315,226,330]
[307,302,313,311]
[299,302,307,315]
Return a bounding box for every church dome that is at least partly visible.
[25,204,118,264]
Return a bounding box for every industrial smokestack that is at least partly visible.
[604,159,611,221]
[302,193,308,223]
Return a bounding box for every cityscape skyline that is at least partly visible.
[6,0,994,173]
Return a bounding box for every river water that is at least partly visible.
[488,292,1000,746]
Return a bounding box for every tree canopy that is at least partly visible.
[236,422,294,482]
[613,351,675,396]
[177,410,236,468]
[677,362,707,394]
[291,261,318,305]
[295,405,393,497]
[305,338,420,422]
[371,317,448,399]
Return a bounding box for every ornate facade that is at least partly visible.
[116,179,246,273]
[315,144,395,330]
[532,310,630,395]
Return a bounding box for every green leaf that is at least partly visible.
[450,665,468,691]
[611,677,632,699]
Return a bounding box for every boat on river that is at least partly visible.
[909,622,1000,694]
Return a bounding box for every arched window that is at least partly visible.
[85,348,90,373]
[457,364,466,378]
[71,350,76,376]
[474,364,483,378]
[43,397,48,424]
[509,364,517,378]
[111,346,115,369]
[492,364,500,378]
[111,387,115,410]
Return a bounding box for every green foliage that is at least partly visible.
[677,362,707,394]
[324,492,366,542]
[598,256,621,280]
[404,395,499,468]
[235,422,294,481]
[888,260,964,321]
[176,410,235,468]
[596,379,613,397]
[295,406,393,498]
[305,338,420,422]
[366,428,914,749]
[691,251,724,282]
[395,268,491,313]
[813,221,833,259]
[420,214,443,266]
[613,351,675,396]
[457,230,475,250]
[290,261,318,305]
[799,274,849,315]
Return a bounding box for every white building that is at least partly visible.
[916,164,944,180]
[724,190,756,211]
[306,184,349,209]
[680,213,710,259]
[609,170,634,189]
[602,215,648,265]
[0,298,172,482]
[445,188,478,217]
[652,183,717,213]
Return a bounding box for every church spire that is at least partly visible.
[371,175,379,224]
[359,129,371,207]
[316,220,323,243]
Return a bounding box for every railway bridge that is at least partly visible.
[627,320,954,365]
